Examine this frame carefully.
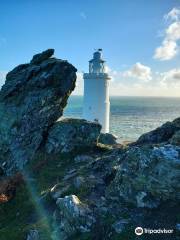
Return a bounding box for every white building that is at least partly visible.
[83,49,111,133]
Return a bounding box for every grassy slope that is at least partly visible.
[0,146,135,240]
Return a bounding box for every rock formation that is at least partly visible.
[46,118,101,154]
[136,118,180,145]
[0,49,77,174]
[108,144,180,208]
[0,50,180,240]
[52,195,95,239]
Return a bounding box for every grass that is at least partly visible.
[0,145,118,240]
[0,184,52,240]
[0,149,80,240]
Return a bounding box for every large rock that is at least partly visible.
[45,118,101,153]
[26,230,39,240]
[107,144,180,208]
[52,195,95,239]
[0,49,77,173]
[170,130,180,146]
[98,133,118,145]
[136,118,180,145]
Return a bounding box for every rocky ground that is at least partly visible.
[0,50,180,240]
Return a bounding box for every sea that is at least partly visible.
[64,96,180,142]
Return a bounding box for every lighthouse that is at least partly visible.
[83,49,111,133]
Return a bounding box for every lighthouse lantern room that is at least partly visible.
[83,49,111,133]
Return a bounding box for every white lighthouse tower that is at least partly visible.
[83,49,111,133]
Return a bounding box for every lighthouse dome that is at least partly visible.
[93,50,102,60]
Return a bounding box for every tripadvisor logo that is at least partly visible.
[135,227,143,235]
[135,226,174,235]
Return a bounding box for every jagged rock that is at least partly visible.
[170,130,180,146]
[30,49,54,64]
[73,176,85,189]
[98,133,118,145]
[136,118,180,145]
[74,154,94,163]
[52,195,95,239]
[107,144,180,208]
[50,184,71,200]
[26,230,39,240]
[112,219,129,233]
[45,118,101,153]
[0,49,77,173]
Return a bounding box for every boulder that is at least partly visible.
[112,219,129,234]
[74,154,94,163]
[0,49,77,173]
[98,133,118,145]
[135,118,180,145]
[107,144,180,208]
[30,49,54,64]
[170,130,180,146]
[52,195,95,239]
[136,119,180,145]
[26,230,39,240]
[45,118,101,153]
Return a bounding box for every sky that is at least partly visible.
[0,0,180,96]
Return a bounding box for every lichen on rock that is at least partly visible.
[52,195,95,239]
[107,144,180,208]
[0,49,77,173]
[45,118,101,154]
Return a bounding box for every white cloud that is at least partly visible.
[166,21,180,40]
[164,7,180,21]
[109,67,180,97]
[154,40,178,60]
[154,7,180,61]
[123,62,152,81]
[161,68,180,85]
[72,72,83,95]
[71,66,180,97]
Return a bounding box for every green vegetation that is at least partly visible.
[0,184,51,240]
[0,146,95,239]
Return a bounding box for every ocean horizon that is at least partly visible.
[64,95,180,142]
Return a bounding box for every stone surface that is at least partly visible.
[30,49,54,64]
[74,154,94,163]
[136,118,180,145]
[98,133,118,145]
[112,219,129,233]
[108,144,180,208]
[26,230,39,240]
[0,49,77,173]
[73,176,85,189]
[45,118,101,153]
[52,195,95,239]
[170,130,180,146]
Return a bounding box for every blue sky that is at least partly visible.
[0,0,180,96]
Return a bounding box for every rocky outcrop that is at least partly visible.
[26,230,39,240]
[1,50,180,240]
[46,118,101,154]
[0,49,77,173]
[98,133,118,145]
[170,130,180,146]
[107,144,180,208]
[136,117,180,145]
[52,195,95,239]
